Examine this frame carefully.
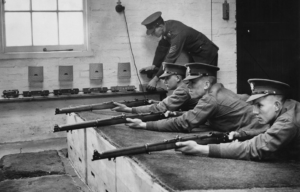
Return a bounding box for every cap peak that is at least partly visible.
[246,78,290,102]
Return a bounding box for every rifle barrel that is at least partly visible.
[55,99,148,115]
[53,112,167,132]
[92,132,229,161]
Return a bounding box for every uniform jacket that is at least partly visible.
[146,83,267,135]
[132,82,198,113]
[209,99,300,161]
[154,20,219,77]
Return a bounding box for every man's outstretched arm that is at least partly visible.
[176,117,296,161]
[126,96,217,132]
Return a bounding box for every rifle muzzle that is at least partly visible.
[53,124,61,132]
[92,150,104,161]
[55,108,61,115]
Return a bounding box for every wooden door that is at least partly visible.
[237,0,300,101]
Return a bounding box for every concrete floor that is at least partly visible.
[0,138,91,192]
[0,137,67,159]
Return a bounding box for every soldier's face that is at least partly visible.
[187,78,207,99]
[164,75,179,90]
[252,96,279,124]
[151,26,163,38]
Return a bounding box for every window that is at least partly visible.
[0,0,92,59]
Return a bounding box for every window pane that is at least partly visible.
[59,13,84,45]
[59,0,83,10]
[32,13,58,45]
[5,13,32,46]
[32,0,57,11]
[5,0,30,11]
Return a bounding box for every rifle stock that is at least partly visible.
[55,99,149,115]
[92,132,229,161]
[53,112,181,132]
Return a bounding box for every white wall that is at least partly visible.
[0,93,163,143]
[0,0,237,143]
[0,0,236,92]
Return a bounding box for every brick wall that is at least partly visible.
[0,0,236,143]
[0,0,236,92]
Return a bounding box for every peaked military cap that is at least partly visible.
[246,79,290,102]
[159,63,186,79]
[183,63,219,81]
[141,11,164,35]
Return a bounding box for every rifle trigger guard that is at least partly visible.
[95,119,100,126]
[145,143,150,154]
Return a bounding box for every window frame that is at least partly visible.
[0,0,93,59]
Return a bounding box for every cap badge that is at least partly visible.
[250,82,255,92]
[186,67,190,75]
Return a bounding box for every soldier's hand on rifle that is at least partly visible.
[175,141,209,156]
[125,118,146,129]
[148,99,160,104]
[228,131,240,140]
[164,111,177,117]
[112,102,133,113]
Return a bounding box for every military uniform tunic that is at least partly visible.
[209,99,300,161]
[146,83,267,136]
[154,20,219,77]
[132,82,198,113]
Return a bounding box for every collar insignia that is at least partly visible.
[250,82,255,92]
[186,67,191,75]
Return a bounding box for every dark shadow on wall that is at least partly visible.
[236,0,300,101]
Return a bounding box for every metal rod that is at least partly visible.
[43,48,73,52]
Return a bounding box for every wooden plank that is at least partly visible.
[0,91,167,103]
[66,92,164,189]
[86,128,117,192]
[86,128,169,192]
[67,114,87,183]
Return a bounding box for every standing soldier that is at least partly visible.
[176,79,300,161]
[113,63,199,113]
[140,11,219,91]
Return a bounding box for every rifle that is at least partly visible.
[55,99,149,115]
[92,132,230,161]
[53,112,181,132]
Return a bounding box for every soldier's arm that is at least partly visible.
[164,31,187,63]
[236,94,250,101]
[132,86,190,113]
[208,117,296,160]
[234,124,269,141]
[153,38,170,77]
[145,96,218,132]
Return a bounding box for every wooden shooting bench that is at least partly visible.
[67,98,300,192]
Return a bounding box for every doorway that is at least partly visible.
[237,0,300,101]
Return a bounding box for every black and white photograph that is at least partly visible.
[0,0,299,192]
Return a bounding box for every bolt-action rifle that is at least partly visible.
[53,112,181,132]
[92,132,230,161]
[55,99,149,115]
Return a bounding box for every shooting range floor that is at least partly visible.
[78,110,300,191]
[0,138,90,192]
